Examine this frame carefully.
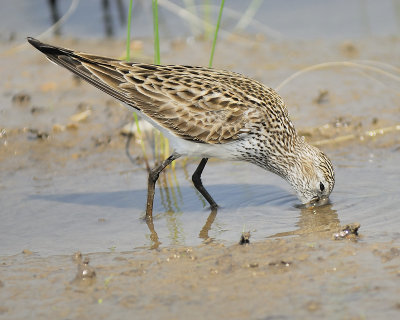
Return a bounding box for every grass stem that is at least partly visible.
[152,0,161,65]
[209,0,225,67]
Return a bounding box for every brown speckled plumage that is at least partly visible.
[27,37,335,215]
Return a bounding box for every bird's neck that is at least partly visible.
[246,132,302,179]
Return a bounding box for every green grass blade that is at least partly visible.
[152,0,170,162]
[209,0,225,67]
[152,0,161,65]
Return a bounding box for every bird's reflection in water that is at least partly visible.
[145,215,161,250]
[147,170,183,249]
[271,201,340,238]
[198,209,218,240]
[146,202,339,249]
[144,166,216,249]
[146,208,218,250]
[142,160,339,248]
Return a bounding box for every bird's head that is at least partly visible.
[287,141,335,205]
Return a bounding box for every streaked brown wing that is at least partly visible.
[28,38,276,143]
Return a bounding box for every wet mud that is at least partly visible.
[1,35,399,319]
[2,235,400,319]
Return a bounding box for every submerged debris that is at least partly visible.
[22,249,33,255]
[268,260,291,267]
[313,89,329,105]
[333,223,360,240]
[239,231,251,245]
[92,135,112,147]
[12,92,31,106]
[27,128,49,140]
[30,106,45,114]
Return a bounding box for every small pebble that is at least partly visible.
[248,263,259,268]
[70,109,91,122]
[52,124,65,133]
[66,123,79,130]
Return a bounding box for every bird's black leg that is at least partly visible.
[146,152,180,220]
[192,158,218,209]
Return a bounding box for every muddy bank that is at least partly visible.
[1,233,400,319]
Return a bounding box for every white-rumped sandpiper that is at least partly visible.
[28,37,335,219]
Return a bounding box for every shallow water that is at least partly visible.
[1,134,399,256]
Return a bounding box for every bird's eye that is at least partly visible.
[319,182,325,192]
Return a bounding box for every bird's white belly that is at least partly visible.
[122,103,240,160]
[170,135,240,160]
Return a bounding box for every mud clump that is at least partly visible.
[333,223,360,240]
[239,231,251,245]
[28,129,49,140]
[72,255,96,284]
[22,249,33,255]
